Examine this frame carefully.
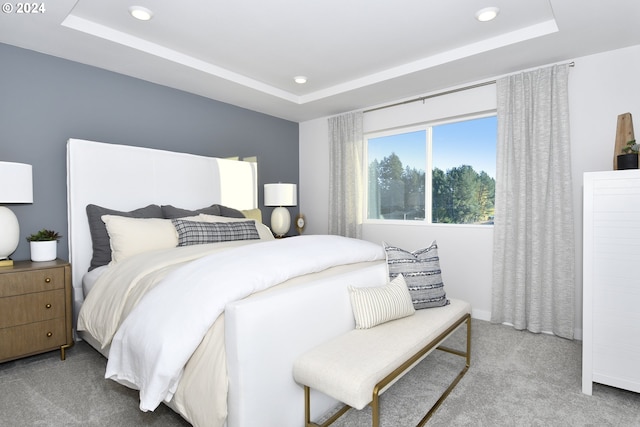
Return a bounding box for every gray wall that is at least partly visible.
[0,43,299,261]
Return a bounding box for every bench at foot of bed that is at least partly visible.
[292,298,471,427]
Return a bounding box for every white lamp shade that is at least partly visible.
[0,162,33,203]
[264,183,297,207]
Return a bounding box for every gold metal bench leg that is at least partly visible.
[418,315,472,426]
[304,385,350,427]
[377,313,471,427]
[372,390,380,427]
[304,386,312,426]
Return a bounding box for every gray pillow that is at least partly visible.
[161,204,245,219]
[214,204,245,218]
[86,204,163,270]
[161,204,221,219]
[383,241,449,310]
[171,219,259,246]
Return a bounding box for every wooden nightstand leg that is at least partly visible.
[60,341,74,360]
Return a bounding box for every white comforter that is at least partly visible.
[103,235,385,412]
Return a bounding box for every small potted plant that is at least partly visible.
[617,139,639,170]
[26,229,62,262]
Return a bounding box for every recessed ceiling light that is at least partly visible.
[129,6,153,21]
[475,7,499,22]
[294,76,308,84]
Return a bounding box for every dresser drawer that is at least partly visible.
[0,289,65,329]
[0,319,66,361]
[0,268,64,297]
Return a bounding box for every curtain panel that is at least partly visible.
[491,64,575,339]
[328,112,363,238]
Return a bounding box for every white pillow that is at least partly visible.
[197,214,274,240]
[348,274,415,329]
[101,215,178,264]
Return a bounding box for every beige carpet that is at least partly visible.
[1,320,639,426]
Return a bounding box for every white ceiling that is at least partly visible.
[1,0,639,122]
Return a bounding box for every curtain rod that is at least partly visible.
[363,61,575,114]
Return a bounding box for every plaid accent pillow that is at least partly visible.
[383,241,449,310]
[171,219,260,246]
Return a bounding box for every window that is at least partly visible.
[366,115,496,225]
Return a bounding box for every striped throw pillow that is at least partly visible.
[348,274,415,329]
[384,241,449,309]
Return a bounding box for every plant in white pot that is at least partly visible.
[26,229,61,262]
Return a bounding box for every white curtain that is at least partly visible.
[491,64,575,339]
[328,111,363,238]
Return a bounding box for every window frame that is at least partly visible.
[363,111,497,227]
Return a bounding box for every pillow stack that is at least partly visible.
[87,203,271,268]
[348,240,450,329]
[86,204,163,270]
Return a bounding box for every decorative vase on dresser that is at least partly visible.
[582,170,640,395]
[0,259,74,362]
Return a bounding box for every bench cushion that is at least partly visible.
[293,298,471,410]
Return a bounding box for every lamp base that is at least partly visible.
[0,206,20,260]
[270,206,291,237]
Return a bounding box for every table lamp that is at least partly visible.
[0,162,33,264]
[264,183,297,237]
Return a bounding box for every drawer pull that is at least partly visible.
[45,277,51,283]
[46,332,53,337]
[45,303,52,309]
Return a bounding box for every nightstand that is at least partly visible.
[0,259,74,362]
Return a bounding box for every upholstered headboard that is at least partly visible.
[66,138,258,319]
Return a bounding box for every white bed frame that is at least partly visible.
[66,138,387,427]
[66,138,258,319]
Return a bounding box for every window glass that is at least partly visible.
[432,116,496,224]
[367,130,426,220]
[366,115,496,225]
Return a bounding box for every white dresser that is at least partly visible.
[582,170,640,395]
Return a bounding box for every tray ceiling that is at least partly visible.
[1,0,639,122]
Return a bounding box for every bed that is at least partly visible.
[66,138,389,427]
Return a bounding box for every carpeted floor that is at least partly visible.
[1,319,638,426]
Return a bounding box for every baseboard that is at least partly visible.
[573,328,583,341]
[480,316,584,341]
[471,308,491,322]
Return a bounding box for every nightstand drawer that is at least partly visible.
[0,289,65,328]
[0,319,66,361]
[0,268,65,297]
